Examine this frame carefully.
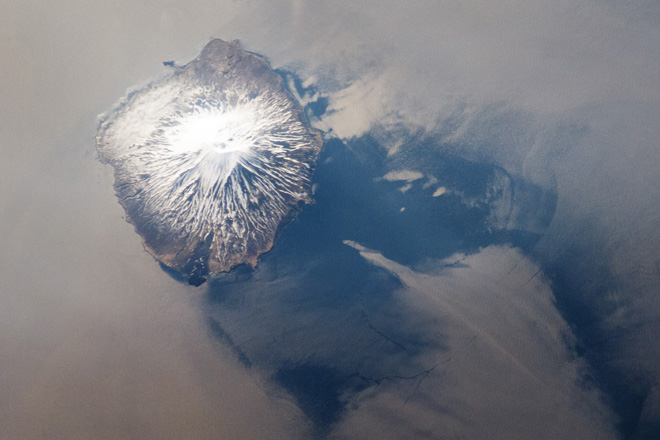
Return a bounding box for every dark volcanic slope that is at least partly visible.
[97,39,323,285]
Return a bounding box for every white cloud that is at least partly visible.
[220,0,660,138]
[432,186,447,197]
[382,170,425,182]
[339,242,617,439]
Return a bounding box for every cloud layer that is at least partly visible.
[2,0,660,438]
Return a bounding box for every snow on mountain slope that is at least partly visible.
[97,39,322,285]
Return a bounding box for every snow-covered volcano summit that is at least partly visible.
[97,39,323,285]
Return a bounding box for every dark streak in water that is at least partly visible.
[206,317,252,368]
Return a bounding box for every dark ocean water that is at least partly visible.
[149,70,654,440]
[201,133,554,434]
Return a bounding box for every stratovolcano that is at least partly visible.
[97,39,323,285]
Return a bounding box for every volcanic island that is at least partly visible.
[97,39,323,285]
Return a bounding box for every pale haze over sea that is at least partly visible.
[2,1,660,439]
